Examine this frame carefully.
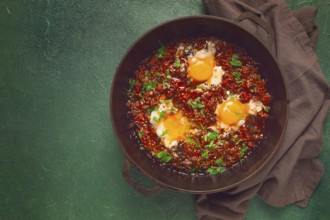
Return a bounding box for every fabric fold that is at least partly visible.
[196,0,330,219]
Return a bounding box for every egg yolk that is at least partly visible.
[163,111,190,141]
[188,54,215,82]
[217,99,249,125]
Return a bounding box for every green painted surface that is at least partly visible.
[0,0,329,219]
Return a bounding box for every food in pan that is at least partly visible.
[126,36,271,175]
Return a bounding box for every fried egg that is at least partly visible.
[186,42,225,88]
[150,101,190,148]
[214,95,265,131]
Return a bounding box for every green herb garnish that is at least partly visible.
[201,151,209,159]
[173,58,181,67]
[138,130,144,139]
[143,81,157,91]
[230,53,242,67]
[128,79,135,91]
[156,42,166,58]
[188,97,204,109]
[229,94,235,100]
[232,53,239,60]
[160,130,168,136]
[240,143,249,157]
[187,134,201,148]
[233,72,241,79]
[156,150,172,162]
[207,166,226,175]
[166,69,172,79]
[162,80,170,89]
[153,110,166,122]
[263,106,269,112]
[155,72,162,78]
[206,141,216,149]
[205,132,219,141]
[232,71,243,84]
[215,158,223,165]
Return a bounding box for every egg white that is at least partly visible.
[247,100,265,115]
[149,101,180,148]
[185,41,224,88]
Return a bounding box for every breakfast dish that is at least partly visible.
[126,36,271,174]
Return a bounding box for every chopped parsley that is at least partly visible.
[156,150,172,162]
[165,69,172,79]
[143,81,157,91]
[160,130,168,136]
[215,158,223,165]
[207,166,226,174]
[187,134,201,148]
[156,42,166,58]
[233,71,241,79]
[206,141,216,149]
[138,130,144,139]
[162,79,170,89]
[205,132,219,141]
[263,106,269,112]
[173,58,181,67]
[128,79,135,91]
[230,53,242,67]
[201,151,209,159]
[239,143,249,157]
[188,97,204,109]
[233,71,243,84]
[153,110,166,122]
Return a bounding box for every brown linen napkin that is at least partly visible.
[196,0,330,219]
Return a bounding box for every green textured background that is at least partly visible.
[0,0,329,219]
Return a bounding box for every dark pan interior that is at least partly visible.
[110,16,288,193]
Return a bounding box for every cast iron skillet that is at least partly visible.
[110,13,288,195]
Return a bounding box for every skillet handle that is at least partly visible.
[122,159,165,196]
[235,12,275,51]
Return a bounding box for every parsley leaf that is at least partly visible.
[230,53,242,67]
[187,134,201,148]
[166,69,172,79]
[206,141,216,149]
[156,42,166,58]
[128,79,135,91]
[160,130,168,136]
[263,106,269,112]
[205,132,219,141]
[156,150,172,162]
[152,110,166,122]
[215,158,223,165]
[173,58,181,67]
[162,80,170,89]
[138,130,144,139]
[239,143,249,157]
[159,110,166,120]
[143,81,157,91]
[207,166,226,175]
[230,60,242,67]
[201,151,209,159]
[188,97,204,109]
